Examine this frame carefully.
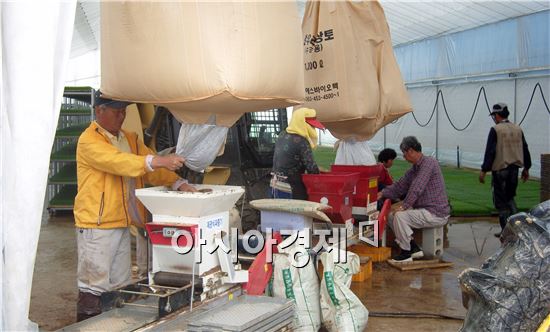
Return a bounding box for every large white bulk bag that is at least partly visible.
[101,1,304,127]
[302,0,412,140]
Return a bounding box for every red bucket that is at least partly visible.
[302,172,360,223]
[302,172,360,195]
[331,165,382,208]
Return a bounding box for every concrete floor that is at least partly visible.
[30,215,502,331]
[355,219,502,331]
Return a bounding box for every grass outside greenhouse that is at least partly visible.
[313,146,541,216]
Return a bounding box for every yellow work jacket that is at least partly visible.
[74,122,179,229]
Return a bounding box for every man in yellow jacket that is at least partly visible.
[74,90,196,321]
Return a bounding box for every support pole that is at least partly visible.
[457,146,460,168]
[513,78,518,122]
[435,86,440,160]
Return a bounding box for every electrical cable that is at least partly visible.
[439,86,490,131]
[518,82,550,125]
[410,90,439,127]
[403,82,548,130]
[369,311,464,320]
[239,191,246,229]
[470,223,494,256]
[190,250,196,311]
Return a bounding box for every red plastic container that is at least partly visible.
[302,172,360,223]
[302,172,360,195]
[331,165,381,208]
[146,223,198,247]
[307,192,354,223]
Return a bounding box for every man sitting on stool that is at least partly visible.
[377,136,450,262]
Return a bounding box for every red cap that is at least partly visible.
[305,117,325,130]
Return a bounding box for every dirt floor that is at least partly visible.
[30,214,502,331]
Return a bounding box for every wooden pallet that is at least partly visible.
[387,258,453,271]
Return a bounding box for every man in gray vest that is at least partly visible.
[479,102,531,237]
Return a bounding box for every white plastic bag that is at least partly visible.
[319,248,369,332]
[272,249,321,332]
[175,121,228,172]
[334,138,376,165]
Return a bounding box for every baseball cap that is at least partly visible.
[305,117,325,130]
[93,90,132,109]
[490,102,510,118]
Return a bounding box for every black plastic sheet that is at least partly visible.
[458,200,550,331]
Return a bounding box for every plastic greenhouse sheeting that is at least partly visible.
[458,200,550,331]
[0,2,77,330]
[322,75,549,179]
[318,11,549,178]
[394,10,550,83]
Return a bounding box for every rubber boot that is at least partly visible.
[494,211,510,238]
[498,211,510,230]
[76,291,102,322]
